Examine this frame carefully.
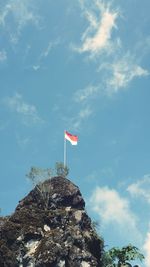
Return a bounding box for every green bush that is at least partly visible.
[102,244,144,267]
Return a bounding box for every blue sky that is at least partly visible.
[0,0,150,265]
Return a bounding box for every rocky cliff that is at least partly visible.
[0,176,103,267]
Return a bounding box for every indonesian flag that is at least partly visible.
[65,131,78,145]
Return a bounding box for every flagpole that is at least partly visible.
[64,130,67,167]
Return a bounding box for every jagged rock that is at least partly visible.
[0,176,103,267]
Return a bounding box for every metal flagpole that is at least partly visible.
[64,130,67,167]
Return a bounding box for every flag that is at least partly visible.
[65,131,78,145]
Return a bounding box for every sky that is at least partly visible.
[0,0,150,265]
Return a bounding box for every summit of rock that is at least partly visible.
[17,176,85,211]
[0,176,103,267]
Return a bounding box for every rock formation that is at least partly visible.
[0,176,103,267]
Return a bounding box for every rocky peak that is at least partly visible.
[17,176,85,211]
[0,176,103,267]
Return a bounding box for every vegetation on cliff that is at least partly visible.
[102,244,144,267]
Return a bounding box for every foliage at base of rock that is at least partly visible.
[102,244,144,267]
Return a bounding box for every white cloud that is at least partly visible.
[32,65,40,71]
[74,1,149,95]
[40,39,60,58]
[4,93,44,126]
[78,106,93,119]
[90,186,142,242]
[65,106,93,131]
[0,50,7,62]
[143,228,150,267]
[108,61,148,92]
[66,84,99,131]
[0,4,9,26]
[74,85,99,103]
[31,39,60,71]
[75,0,119,56]
[127,175,150,204]
[0,0,40,43]
[72,106,93,131]
[62,83,97,133]
[99,53,149,94]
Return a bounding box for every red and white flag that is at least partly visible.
[65,131,78,145]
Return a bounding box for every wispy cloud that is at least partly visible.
[65,105,93,132]
[103,53,149,94]
[127,175,150,204]
[74,85,99,103]
[0,0,40,43]
[0,50,7,62]
[4,93,44,126]
[32,65,40,71]
[63,84,97,132]
[90,186,142,242]
[31,39,60,71]
[66,83,101,131]
[143,228,150,267]
[40,39,60,58]
[73,1,149,96]
[74,0,119,56]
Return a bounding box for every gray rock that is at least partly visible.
[0,176,103,266]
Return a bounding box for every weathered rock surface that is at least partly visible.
[0,176,103,267]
